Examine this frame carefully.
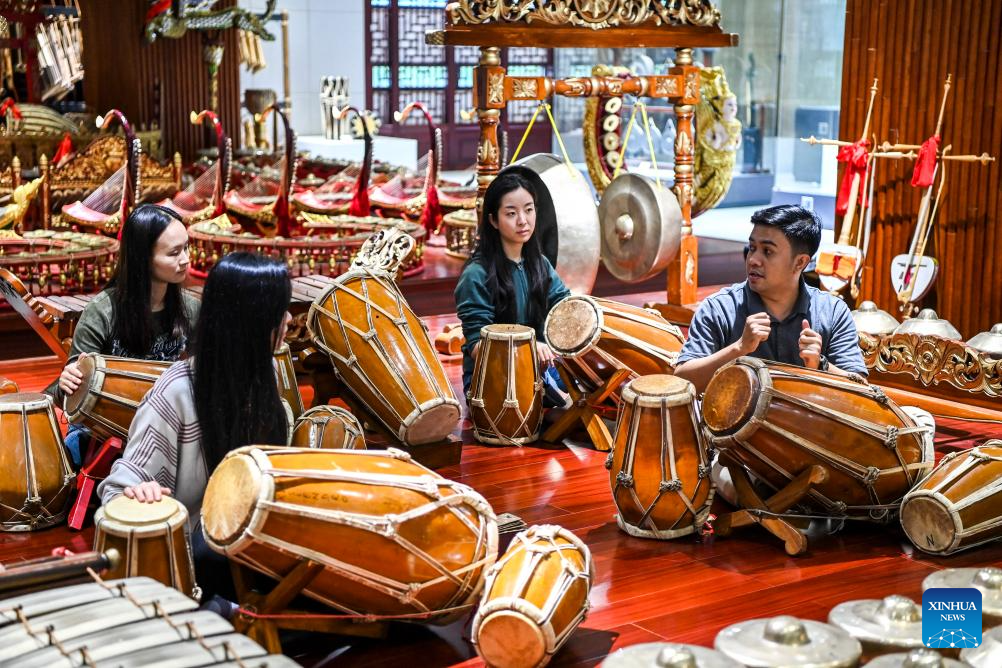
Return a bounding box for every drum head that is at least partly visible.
[630,374,691,399]
[477,610,546,668]
[64,354,98,416]
[599,173,682,283]
[900,495,955,554]
[0,391,51,409]
[544,297,599,356]
[104,495,181,526]
[702,362,759,435]
[202,453,262,546]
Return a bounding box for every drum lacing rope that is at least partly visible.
[468,334,543,446]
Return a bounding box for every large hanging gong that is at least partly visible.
[598,173,682,283]
[502,154,601,295]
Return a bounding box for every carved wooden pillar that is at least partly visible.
[668,47,699,309]
[474,46,504,212]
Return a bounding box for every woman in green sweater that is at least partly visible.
[55,204,199,464]
[454,171,570,403]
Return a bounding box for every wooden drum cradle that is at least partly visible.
[308,229,460,446]
[92,495,200,599]
[201,446,498,621]
[0,392,74,531]
[702,357,932,521]
[472,524,594,668]
[290,405,367,450]
[63,355,171,441]
[467,324,543,446]
[608,375,713,540]
[900,440,1002,555]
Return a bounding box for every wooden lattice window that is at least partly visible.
[366,0,553,170]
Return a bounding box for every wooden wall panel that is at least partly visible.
[840,0,1001,337]
[78,0,241,161]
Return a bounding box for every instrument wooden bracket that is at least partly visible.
[231,559,388,655]
[541,366,628,452]
[714,452,828,557]
[0,268,68,360]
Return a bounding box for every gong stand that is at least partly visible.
[542,366,629,452]
[426,2,738,324]
[230,560,387,655]
[713,451,828,557]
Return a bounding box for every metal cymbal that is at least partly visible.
[961,625,1002,667]
[893,309,962,340]
[851,300,899,336]
[828,595,923,653]
[601,642,740,667]
[599,173,682,283]
[714,615,861,667]
[867,649,970,667]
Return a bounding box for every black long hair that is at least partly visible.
[469,172,552,328]
[108,204,192,356]
[191,252,291,470]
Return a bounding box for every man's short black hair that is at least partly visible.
[750,205,822,258]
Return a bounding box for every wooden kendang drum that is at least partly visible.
[544,296,685,397]
[273,343,305,420]
[472,524,594,668]
[0,392,74,531]
[290,405,366,450]
[202,446,498,620]
[702,357,931,520]
[92,495,200,600]
[308,229,460,446]
[609,375,713,539]
[467,324,543,446]
[900,440,1002,555]
[64,355,172,441]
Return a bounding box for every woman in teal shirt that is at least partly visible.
[454,171,570,399]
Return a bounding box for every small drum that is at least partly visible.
[467,324,543,446]
[202,446,497,621]
[64,355,171,441]
[900,441,1002,555]
[273,343,305,419]
[715,615,862,668]
[472,525,594,668]
[442,208,478,260]
[290,405,366,450]
[702,357,932,520]
[544,296,684,399]
[93,495,200,600]
[308,231,460,446]
[609,375,713,540]
[0,392,74,531]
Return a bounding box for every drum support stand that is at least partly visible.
[542,367,630,452]
[68,436,124,530]
[230,559,388,654]
[714,452,828,556]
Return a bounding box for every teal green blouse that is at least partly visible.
[454,256,570,393]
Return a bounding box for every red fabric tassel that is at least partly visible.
[421,184,443,235]
[53,132,74,165]
[911,134,941,188]
[0,98,22,120]
[348,178,370,217]
[145,0,172,23]
[835,139,870,216]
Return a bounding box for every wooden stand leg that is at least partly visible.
[713,454,828,557]
[230,560,388,654]
[542,367,628,452]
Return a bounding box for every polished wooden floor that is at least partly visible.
[2,304,1001,667]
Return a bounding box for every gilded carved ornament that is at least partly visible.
[446,0,721,30]
[488,73,505,105]
[859,332,1002,397]
[512,78,539,98]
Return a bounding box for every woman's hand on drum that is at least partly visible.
[535,342,556,367]
[58,352,88,395]
[123,481,172,503]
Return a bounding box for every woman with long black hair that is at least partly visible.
[98,251,292,603]
[55,203,198,465]
[454,171,571,404]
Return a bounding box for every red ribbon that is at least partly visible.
[421,183,443,235]
[0,98,23,120]
[144,0,172,23]
[53,132,74,165]
[835,139,870,216]
[911,134,941,188]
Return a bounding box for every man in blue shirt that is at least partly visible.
[675,205,867,393]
